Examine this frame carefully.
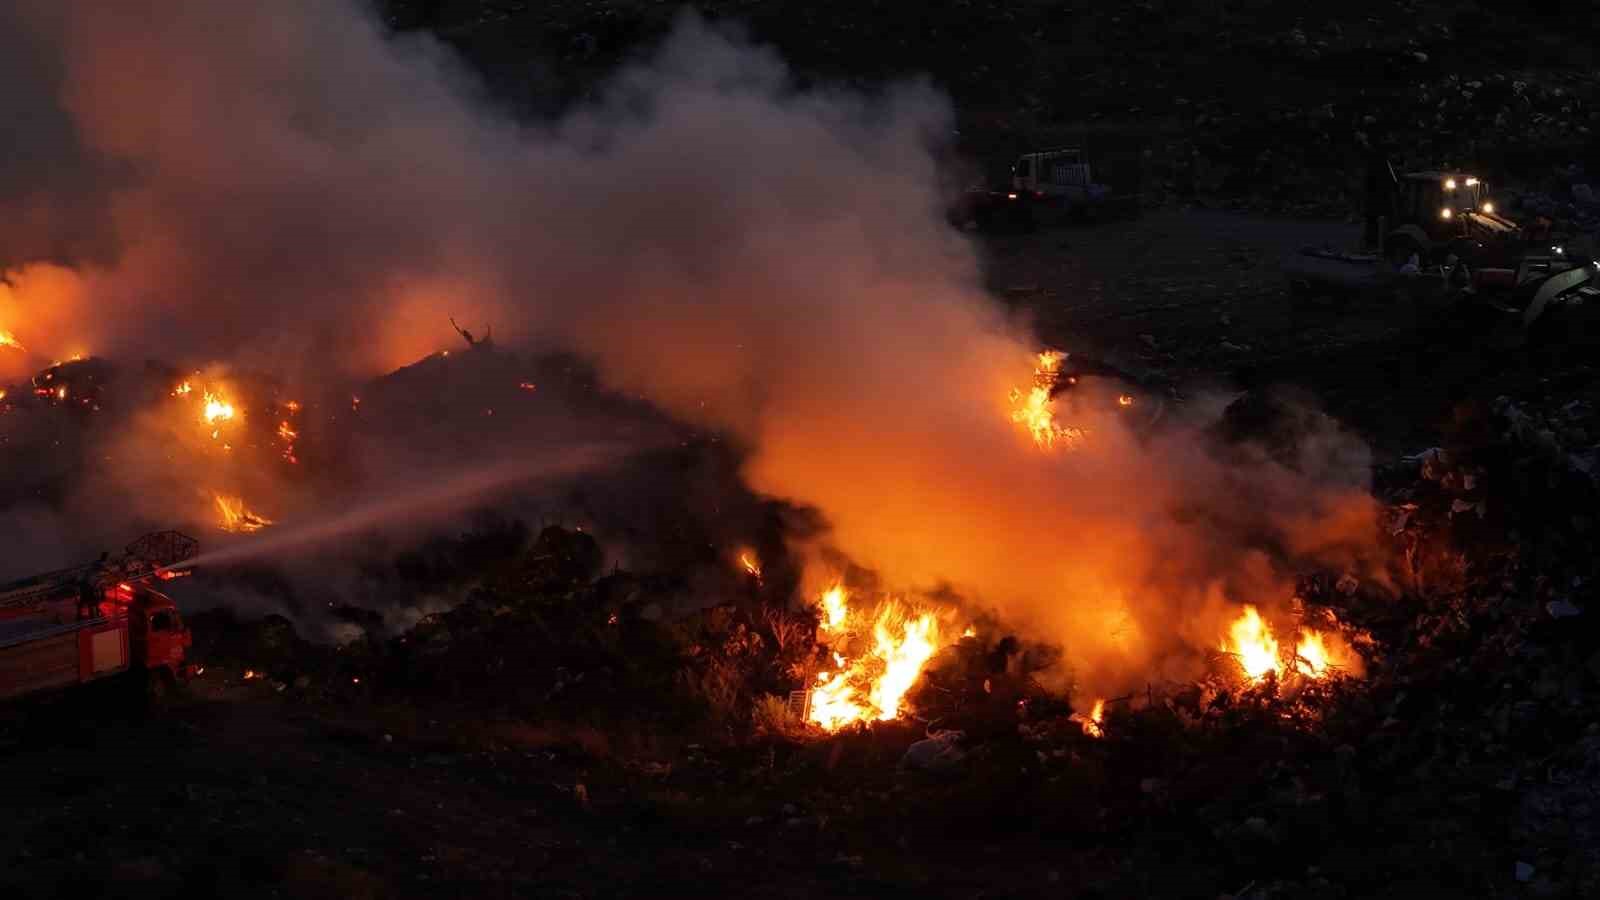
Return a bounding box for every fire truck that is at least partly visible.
[0,531,200,704]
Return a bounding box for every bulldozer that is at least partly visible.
[1282,163,1597,338]
[1365,165,1554,267]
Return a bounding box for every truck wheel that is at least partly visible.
[1386,238,1421,269]
[142,668,179,713]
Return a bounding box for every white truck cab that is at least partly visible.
[1011,148,1111,210]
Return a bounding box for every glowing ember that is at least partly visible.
[738,551,762,579]
[1223,605,1281,682]
[1117,394,1135,407]
[962,625,976,638]
[173,381,193,397]
[806,585,956,731]
[214,494,273,533]
[277,421,297,442]
[0,329,23,352]
[1009,350,1085,449]
[1072,698,1107,738]
[243,669,260,680]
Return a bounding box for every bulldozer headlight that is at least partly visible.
[1441,207,1453,219]
[1444,178,1457,190]
[1481,202,1494,214]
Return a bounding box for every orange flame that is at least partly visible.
[806,585,954,731]
[214,493,273,533]
[1073,698,1106,738]
[1223,605,1281,682]
[1008,350,1085,449]
[0,329,24,352]
[173,381,193,397]
[1222,606,1363,684]
[1294,628,1363,678]
[738,550,762,579]
[819,584,849,632]
[202,391,236,426]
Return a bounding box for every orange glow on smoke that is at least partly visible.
[806,584,961,731]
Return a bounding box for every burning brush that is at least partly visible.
[804,584,972,732]
[1218,604,1364,685]
[214,494,274,534]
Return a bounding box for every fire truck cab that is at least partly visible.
[0,532,199,703]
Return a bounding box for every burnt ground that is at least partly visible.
[4,210,1599,899]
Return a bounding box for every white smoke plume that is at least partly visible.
[0,1,1382,693]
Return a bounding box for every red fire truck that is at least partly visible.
[0,531,200,703]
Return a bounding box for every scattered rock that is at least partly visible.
[901,731,967,772]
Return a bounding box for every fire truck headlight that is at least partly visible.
[1445,178,1457,190]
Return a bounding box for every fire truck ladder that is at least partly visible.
[0,530,199,612]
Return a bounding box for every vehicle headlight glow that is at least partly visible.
[1481,202,1494,214]
[1441,207,1453,219]
[1465,177,1479,186]
[1445,178,1457,190]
